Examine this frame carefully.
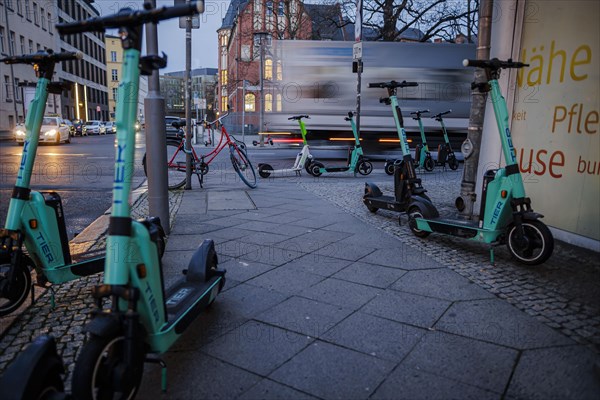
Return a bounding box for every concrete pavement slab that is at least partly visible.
[371,364,500,400]
[321,312,426,362]
[280,253,353,277]
[505,345,600,399]
[218,258,279,283]
[236,243,308,267]
[402,331,518,393]
[137,351,261,399]
[300,278,382,311]
[217,283,287,320]
[246,266,325,295]
[392,268,497,301]
[201,320,313,376]
[269,341,395,400]
[434,298,575,349]
[359,247,444,270]
[208,190,256,211]
[238,379,319,400]
[254,296,354,338]
[333,261,407,289]
[362,290,451,329]
[315,242,377,261]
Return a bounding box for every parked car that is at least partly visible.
[82,120,105,135]
[14,116,71,145]
[64,120,76,136]
[104,121,117,134]
[165,116,184,141]
[73,119,84,136]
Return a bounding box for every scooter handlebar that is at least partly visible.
[56,1,204,35]
[368,80,419,89]
[463,58,529,70]
[432,110,452,119]
[288,115,310,120]
[1,50,82,65]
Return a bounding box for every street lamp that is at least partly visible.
[254,32,269,147]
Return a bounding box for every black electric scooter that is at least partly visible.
[433,110,460,170]
[363,81,437,220]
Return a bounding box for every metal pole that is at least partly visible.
[144,0,170,234]
[458,0,493,218]
[259,36,265,146]
[184,11,193,189]
[355,1,363,144]
[242,80,245,143]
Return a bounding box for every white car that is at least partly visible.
[82,120,106,135]
[14,116,71,145]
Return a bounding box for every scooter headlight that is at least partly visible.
[461,138,474,159]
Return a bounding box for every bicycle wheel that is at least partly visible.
[230,145,257,188]
[142,141,187,190]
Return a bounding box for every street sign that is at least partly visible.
[175,0,200,28]
[353,42,363,60]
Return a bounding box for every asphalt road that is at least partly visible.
[0,133,147,240]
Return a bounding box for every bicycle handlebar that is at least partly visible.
[288,115,310,120]
[56,2,204,35]
[1,50,82,65]
[368,80,419,89]
[432,110,452,119]
[204,111,229,127]
[463,58,529,70]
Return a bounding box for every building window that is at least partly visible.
[41,8,46,30]
[110,51,117,62]
[220,70,227,85]
[264,58,273,81]
[14,78,20,101]
[111,69,118,81]
[265,93,273,112]
[276,94,282,112]
[278,1,285,15]
[4,75,12,100]
[25,0,31,21]
[244,93,255,112]
[9,31,16,54]
[276,61,283,80]
[0,27,5,54]
[221,96,228,113]
[48,12,53,33]
[33,2,39,25]
[266,1,273,16]
[20,36,25,54]
[112,87,118,101]
[28,40,33,54]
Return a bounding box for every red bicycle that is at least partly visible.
[143,112,257,189]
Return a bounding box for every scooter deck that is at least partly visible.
[163,274,224,334]
[423,217,480,238]
[364,195,409,212]
[322,167,351,173]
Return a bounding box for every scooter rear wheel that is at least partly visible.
[384,162,395,175]
[0,257,32,317]
[72,334,145,400]
[506,220,554,265]
[357,161,373,176]
[448,156,459,170]
[310,162,324,177]
[258,163,272,178]
[424,157,435,172]
[407,206,431,238]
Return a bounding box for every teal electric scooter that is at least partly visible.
[257,115,314,178]
[363,81,435,218]
[309,111,373,177]
[384,109,435,174]
[0,51,141,317]
[0,3,224,399]
[408,59,554,265]
[432,110,460,170]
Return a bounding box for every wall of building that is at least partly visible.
[0,0,60,137]
[477,0,599,250]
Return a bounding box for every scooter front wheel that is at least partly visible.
[0,257,32,317]
[448,156,459,170]
[310,162,324,177]
[357,160,373,176]
[258,163,272,178]
[424,157,435,172]
[407,206,431,238]
[506,220,554,265]
[72,334,145,400]
[384,162,395,175]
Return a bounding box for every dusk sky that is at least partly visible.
[94,0,225,72]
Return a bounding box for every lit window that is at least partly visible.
[244,93,255,112]
[265,93,273,112]
[276,94,282,112]
[265,58,273,81]
[276,61,282,81]
[221,70,228,85]
[221,96,228,112]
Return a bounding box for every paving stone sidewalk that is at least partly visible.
[1,167,599,399]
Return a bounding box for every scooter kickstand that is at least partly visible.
[146,357,168,392]
[489,246,495,266]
